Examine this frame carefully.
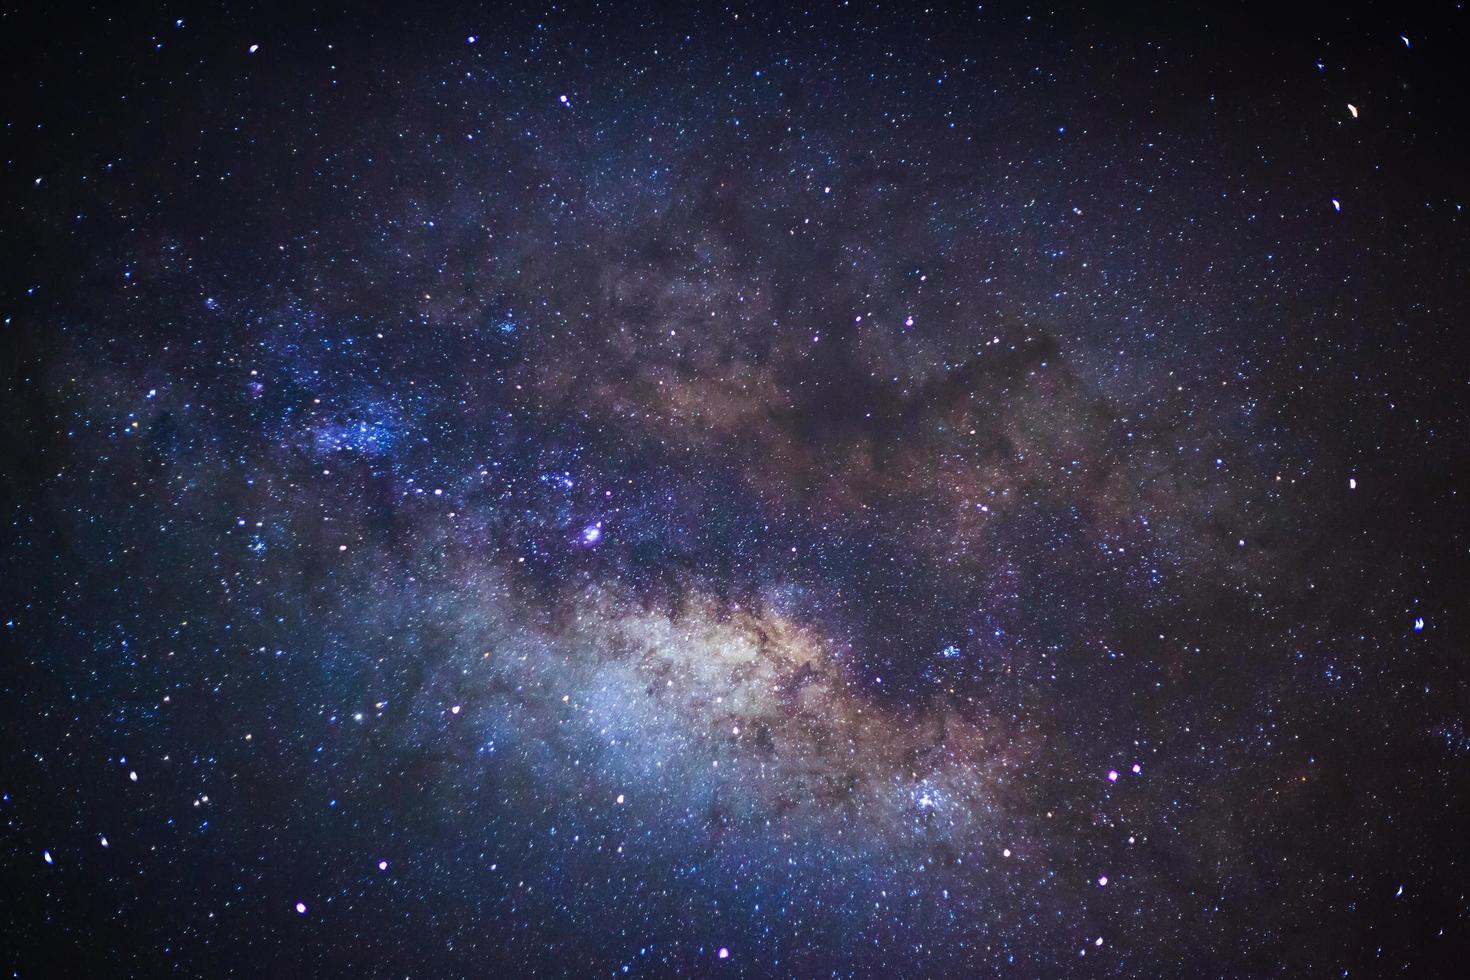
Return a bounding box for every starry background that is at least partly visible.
[3,1,1469,977]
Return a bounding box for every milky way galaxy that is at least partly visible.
[4,2,1469,977]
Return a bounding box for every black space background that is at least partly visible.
[3,2,1470,978]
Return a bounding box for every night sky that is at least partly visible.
[4,2,1469,977]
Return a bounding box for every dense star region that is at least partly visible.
[3,2,1469,977]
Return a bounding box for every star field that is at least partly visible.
[3,2,1469,977]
